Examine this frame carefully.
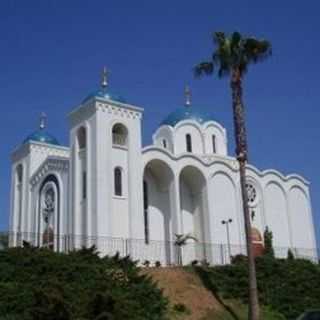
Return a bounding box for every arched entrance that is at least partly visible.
[143,159,174,264]
[38,175,60,251]
[179,166,207,264]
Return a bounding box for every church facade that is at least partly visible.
[9,73,318,264]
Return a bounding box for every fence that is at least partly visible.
[0,231,318,266]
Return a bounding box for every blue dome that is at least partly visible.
[82,89,127,104]
[23,129,60,146]
[161,106,213,127]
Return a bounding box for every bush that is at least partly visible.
[198,256,320,319]
[191,260,198,266]
[263,226,275,258]
[0,246,168,320]
[143,260,151,267]
[155,261,161,268]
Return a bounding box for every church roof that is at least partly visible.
[160,106,213,127]
[82,89,127,104]
[23,130,60,146]
[23,114,60,146]
[82,67,127,104]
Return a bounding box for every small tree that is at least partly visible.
[263,226,275,258]
[174,234,197,266]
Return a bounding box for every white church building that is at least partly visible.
[9,70,318,264]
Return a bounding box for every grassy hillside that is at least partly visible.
[0,245,318,319]
[144,268,285,320]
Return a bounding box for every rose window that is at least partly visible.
[246,183,257,205]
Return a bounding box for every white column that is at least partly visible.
[170,174,181,264]
[86,124,92,239]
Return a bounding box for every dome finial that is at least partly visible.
[101,66,109,91]
[39,112,47,130]
[184,85,191,107]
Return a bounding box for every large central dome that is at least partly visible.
[160,106,213,127]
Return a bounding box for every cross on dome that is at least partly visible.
[184,85,191,107]
[39,112,47,130]
[101,66,109,91]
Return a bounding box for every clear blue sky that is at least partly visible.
[0,0,319,248]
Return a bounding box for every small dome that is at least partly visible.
[161,106,213,127]
[23,129,60,146]
[82,89,127,104]
[23,113,60,146]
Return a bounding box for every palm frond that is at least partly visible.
[174,233,198,246]
[195,31,271,79]
[244,38,272,63]
[194,62,214,78]
[213,31,226,46]
[231,31,241,49]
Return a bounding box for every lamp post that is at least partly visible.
[222,218,233,262]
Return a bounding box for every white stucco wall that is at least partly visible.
[9,95,317,264]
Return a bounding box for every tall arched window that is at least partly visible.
[162,139,167,149]
[114,167,123,196]
[82,171,87,200]
[186,134,192,152]
[143,180,149,244]
[212,135,216,153]
[112,123,128,147]
[15,164,23,233]
[39,175,60,251]
[77,127,86,149]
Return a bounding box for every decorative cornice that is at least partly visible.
[30,156,69,188]
[96,101,143,120]
[11,141,69,163]
[142,146,239,171]
[246,164,309,185]
[68,98,143,128]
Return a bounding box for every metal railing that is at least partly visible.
[0,231,318,266]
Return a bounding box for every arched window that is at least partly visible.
[212,135,216,153]
[114,167,123,196]
[162,139,167,149]
[16,164,23,184]
[15,164,23,233]
[112,123,128,147]
[38,175,60,251]
[82,171,87,200]
[186,134,192,152]
[143,180,149,244]
[77,127,86,150]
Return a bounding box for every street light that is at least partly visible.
[221,218,233,262]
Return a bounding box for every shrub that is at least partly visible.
[143,260,151,267]
[196,256,320,319]
[0,246,168,320]
[231,254,248,265]
[263,226,275,258]
[191,260,198,266]
[155,261,161,268]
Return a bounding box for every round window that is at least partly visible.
[245,183,258,206]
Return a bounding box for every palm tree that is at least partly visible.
[174,233,198,266]
[194,31,271,320]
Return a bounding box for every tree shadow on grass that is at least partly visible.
[194,266,240,320]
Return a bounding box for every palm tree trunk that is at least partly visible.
[231,68,260,320]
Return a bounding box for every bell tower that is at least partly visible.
[69,68,144,245]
